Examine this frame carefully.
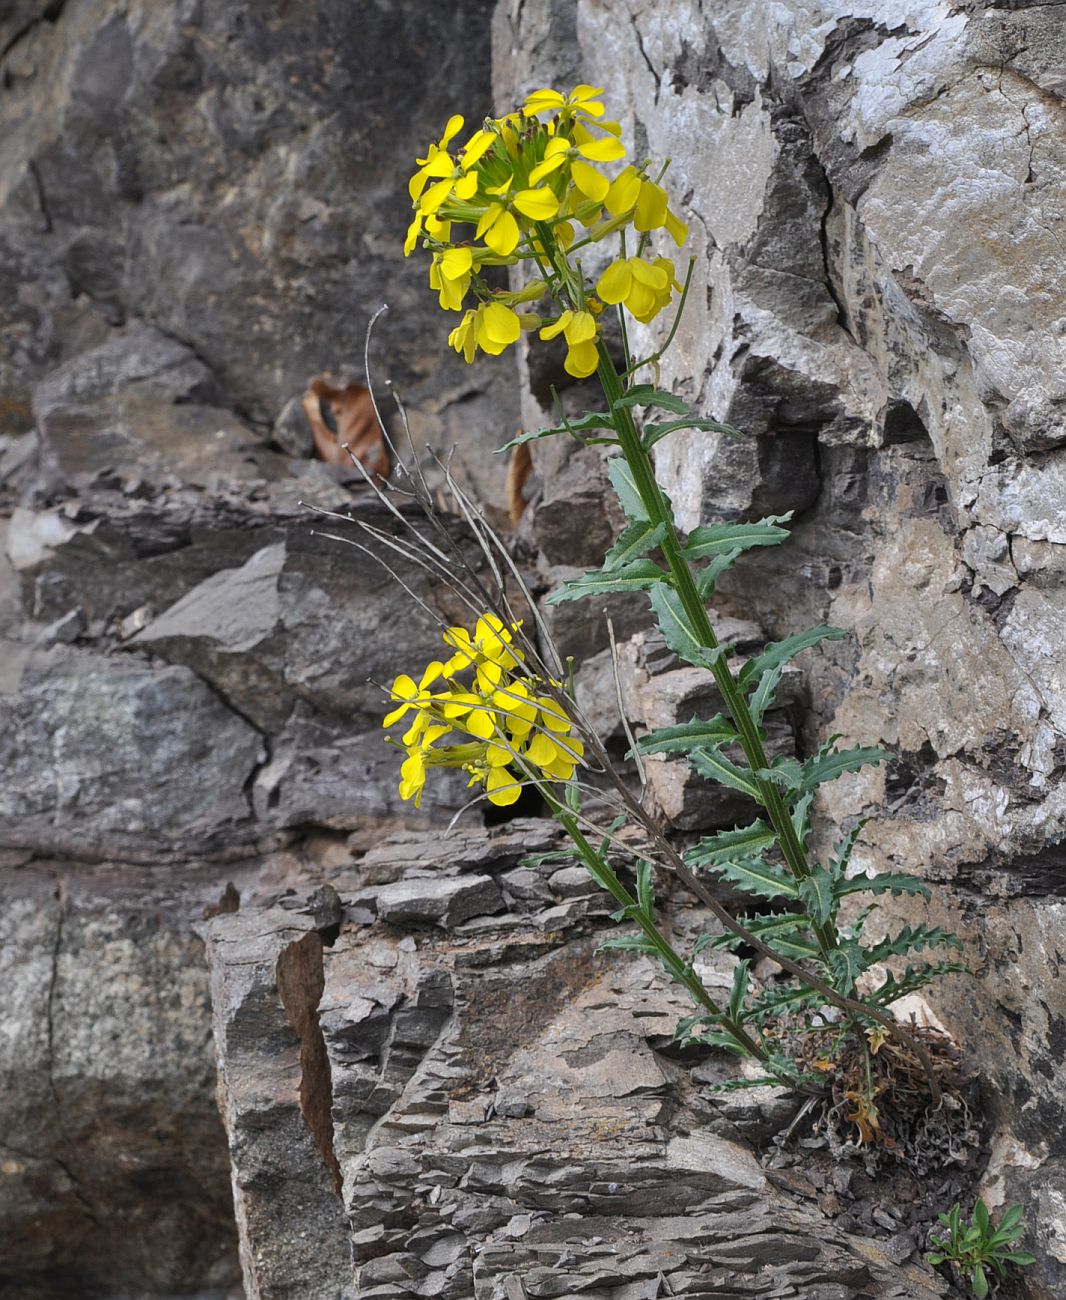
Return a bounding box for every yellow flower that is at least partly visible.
[523,84,606,121]
[540,309,600,378]
[408,114,465,203]
[383,662,445,728]
[429,247,473,311]
[596,256,679,324]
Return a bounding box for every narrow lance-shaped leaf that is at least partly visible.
[689,745,762,800]
[740,626,846,724]
[826,817,869,882]
[498,410,616,451]
[864,924,963,965]
[682,515,793,561]
[606,456,649,522]
[686,820,777,868]
[636,714,738,757]
[711,855,799,902]
[801,743,893,794]
[545,559,665,604]
[612,383,689,414]
[635,859,654,917]
[728,959,751,1024]
[598,933,659,956]
[798,867,837,929]
[694,547,743,598]
[648,582,724,671]
[835,870,931,901]
[603,520,667,570]
[642,415,745,451]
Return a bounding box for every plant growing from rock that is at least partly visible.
[928,1200,1035,1297]
[335,84,968,1127]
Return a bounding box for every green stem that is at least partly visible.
[593,340,842,961]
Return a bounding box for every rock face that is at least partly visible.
[2,0,1065,1297]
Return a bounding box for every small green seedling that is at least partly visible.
[928,1199,1035,1297]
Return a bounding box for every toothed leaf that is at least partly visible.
[686,821,776,868]
[682,515,793,561]
[636,714,738,757]
[712,856,799,902]
[648,582,724,670]
[604,520,667,570]
[740,626,846,724]
[689,745,762,800]
[606,456,649,521]
[801,744,893,793]
[545,559,665,603]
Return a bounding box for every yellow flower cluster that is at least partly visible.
[405,85,687,376]
[383,614,585,808]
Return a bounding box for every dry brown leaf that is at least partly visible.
[507,440,533,525]
[301,377,389,477]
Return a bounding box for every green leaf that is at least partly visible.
[827,819,869,882]
[801,744,893,794]
[613,383,689,414]
[636,860,654,916]
[825,940,869,992]
[642,415,745,451]
[745,983,824,1022]
[865,924,963,965]
[598,933,659,956]
[710,911,813,951]
[702,1074,798,1094]
[689,746,762,800]
[792,792,814,851]
[686,821,777,868]
[694,548,744,598]
[835,870,931,901]
[636,714,738,757]
[755,757,805,792]
[498,410,615,450]
[867,960,968,1007]
[728,959,751,1023]
[740,626,846,723]
[712,856,799,902]
[972,1263,989,1299]
[682,515,793,561]
[798,867,836,929]
[604,520,668,570]
[999,1252,1036,1266]
[995,1205,1025,1237]
[648,582,722,670]
[545,559,665,604]
[606,456,649,521]
[974,1200,990,1236]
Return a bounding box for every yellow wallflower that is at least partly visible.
[540,309,600,378]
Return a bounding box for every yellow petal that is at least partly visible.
[479,302,521,347]
[441,246,474,279]
[420,176,454,215]
[605,166,641,216]
[634,180,668,231]
[483,209,520,255]
[577,136,625,162]
[475,203,503,240]
[563,310,597,344]
[596,259,632,304]
[524,87,565,115]
[486,767,522,805]
[404,210,424,256]
[539,310,572,341]
[564,339,599,379]
[629,257,669,289]
[461,128,495,170]
[453,171,479,201]
[466,708,496,741]
[440,114,465,148]
[664,207,688,247]
[513,187,560,220]
[537,697,572,732]
[528,152,567,186]
[570,159,610,203]
[525,732,557,766]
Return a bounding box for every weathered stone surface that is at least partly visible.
[203,824,949,1298]
[0,861,243,1298]
[0,646,264,859]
